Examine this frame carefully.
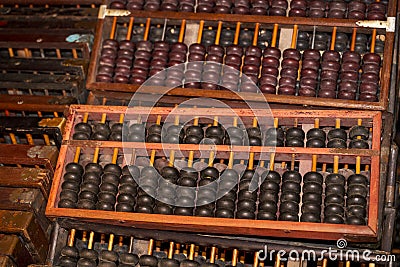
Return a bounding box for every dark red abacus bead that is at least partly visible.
[361,73,379,83]
[278,85,296,95]
[280,67,298,78]
[261,66,279,76]
[102,39,119,50]
[263,47,281,59]
[340,71,359,81]
[279,74,297,87]
[281,58,300,69]
[251,6,268,14]
[97,65,114,76]
[283,48,301,60]
[133,59,150,70]
[233,6,250,14]
[143,2,160,10]
[359,93,378,102]
[188,53,205,62]
[367,11,386,20]
[244,55,261,66]
[348,10,365,19]
[338,81,358,92]
[322,50,340,62]
[115,66,131,77]
[220,81,239,91]
[318,89,336,98]
[197,4,214,12]
[245,46,262,57]
[328,9,346,18]
[337,90,356,99]
[99,56,115,67]
[301,60,320,71]
[239,82,259,92]
[320,70,339,81]
[341,62,360,72]
[290,0,307,9]
[300,68,318,78]
[189,44,206,55]
[114,75,129,83]
[299,87,316,96]
[359,83,378,94]
[130,76,146,84]
[362,64,380,75]
[101,48,118,58]
[308,8,325,17]
[319,79,337,91]
[300,77,317,88]
[262,57,280,68]
[260,74,278,87]
[96,74,113,83]
[206,54,224,63]
[302,49,321,60]
[260,84,277,94]
[321,61,341,71]
[289,9,306,16]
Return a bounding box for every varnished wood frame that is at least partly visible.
[86,7,396,111]
[47,105,382,242]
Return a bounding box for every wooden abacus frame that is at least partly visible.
[47,105,383,242]
[86,1,396,111]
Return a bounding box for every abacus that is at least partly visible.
[0,144,59,175]
[0,116,66,149]
[51,227,392,267]
[86,1,396,110]
[47,105,387,242]
[0,57,88,103]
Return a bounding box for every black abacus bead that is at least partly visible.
[303,172,323,184]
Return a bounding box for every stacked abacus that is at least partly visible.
[47,106,383,241]
[55,228,388,266]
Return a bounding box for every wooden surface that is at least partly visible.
[0,144,58,175]
[0,210,48,264]
[0,234,34,267]
[0,187,50,237]
[0,95,75,113]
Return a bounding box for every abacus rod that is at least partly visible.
[148,239,154,255]
[197,20,204,44]
[311,26,316,50]
[350,28,357,52]
[210,246,216,263]
[143,18,151,41]
[189,244,195,260]
[228,151,234,169]
[178,19,186,43]
[161,18,168,42]
[233,22,241,45]
[290,24,298,49]
[272,23,279,48]
[126,17,135,41]
[68,229,76,247]
[214,21,223,45]
[253,23,260,46]
[88,231,94,250]
[168,241,174,259]
[253,252,259,267]
[330,27,337,51]
[108,234,114,251]
[232,249,238,266]
[110,17,118,40]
